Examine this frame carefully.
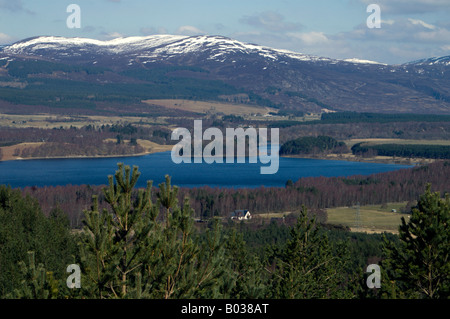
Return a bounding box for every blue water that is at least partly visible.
[0,152,412,189]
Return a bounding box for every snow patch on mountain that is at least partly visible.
[2,34,387,66]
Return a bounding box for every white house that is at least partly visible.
[230,209,252,221]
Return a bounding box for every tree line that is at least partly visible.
[0,125,176,160]
[0,164,448,299]
[279,135,348,155]
[21,160,450,228]
[352,143,450,159]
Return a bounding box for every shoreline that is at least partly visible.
[280,153,433,166]
[0,146,173,163]
[0,139,174,162]
[1,150,431,166]
[0,151,156,162]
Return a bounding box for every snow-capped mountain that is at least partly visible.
[2,35,383,66]
[0,35,449,114]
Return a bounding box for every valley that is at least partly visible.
[0,34,448,301]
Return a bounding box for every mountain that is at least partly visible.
[1,35,449,115]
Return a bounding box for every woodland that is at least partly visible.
[0,162,448,299]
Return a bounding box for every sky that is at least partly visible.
[0,0,449,64]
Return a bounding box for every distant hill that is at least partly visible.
[1,35,449,115]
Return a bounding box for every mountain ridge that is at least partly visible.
[1,35,449,115]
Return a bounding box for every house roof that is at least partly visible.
[231,210,250,217]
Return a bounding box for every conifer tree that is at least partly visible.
[78,164,231,299]
[79,163,156,298]
[225,229,267,298]
[267,206,353,299]
[157,174,179,228]
[78,195,118,298]
[382,184,449,298]
[11,251,59,299]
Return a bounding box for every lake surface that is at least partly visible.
[0,151,413,189]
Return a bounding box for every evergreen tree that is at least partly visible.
[0,185,76,298]
[78,164,231,299]
[79,163,156,298]
[157,174,179,228]
[10,251,60,299]
[382,184,449,299]
[78,195,119,298]
[266,206,353,298]
[224,229,267,298]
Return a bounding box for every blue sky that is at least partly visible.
[0,0,449,64]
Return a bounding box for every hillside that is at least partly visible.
[0,35,449,115]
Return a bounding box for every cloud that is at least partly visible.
[357,0,450,14]
[100,31,127,40]
[0,32,15,45]
[240,11,303,33]
[407,18,436,30]
[235,14,450,65]
[140,27,168,36]
[0,0,33,14]
[325,17,450,63]
[287,32,329,46]
[82,26,97,34]
[339,18,450,44]
[175,25,206,36]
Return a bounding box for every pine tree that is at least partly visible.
[78,164,231,299]
[382,184,449,299]
[78,195,118,298]
[267,206,353,299]
[224,229,267,298]
[79,163,156,298]
[0,185,76,298]
[11,251,60,299]
[157,174,179,228]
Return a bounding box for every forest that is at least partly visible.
[0,125,174,159]
[279,136,348,155]
[0,162,448,299]
[0,60,279,111]
[351,142,450,159]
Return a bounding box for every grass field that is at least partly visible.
[326,202,411,234]
[0,113,168,129]
[250,203,409,234]
[142,99,278,116]
[344,138,450,147]
[255,212,294,219]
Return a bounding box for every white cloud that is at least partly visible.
[0,0,33,14]
[358,0,450,14]
[175,25,206,36]
[0,0,23,11]
[101,31,126,40]
[408,18,436,30]
[337,18,450,43]
[287,31,329,45]
[0,32,14,45]
[240,11,303,33]
[140,27,168,36]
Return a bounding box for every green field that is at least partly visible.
[326,202,411,234]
